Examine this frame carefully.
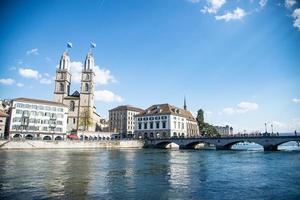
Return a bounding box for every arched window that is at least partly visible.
[86,74,90,80]
[59,83,64,92]
[70,101,75,112]
[85,83,89,92]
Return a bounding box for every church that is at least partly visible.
[53,50,104,132]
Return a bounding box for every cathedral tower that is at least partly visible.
[53,52,72,103]
[79,52,95,115]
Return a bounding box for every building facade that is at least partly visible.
[8,98,68,140]
[53,51,103,132]
[0,110,8,139]
[134,104,199,139]
[214,125,233,136]
[109,105,144,137]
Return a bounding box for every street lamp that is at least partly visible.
[264,123,267,134]
[271,124,274,134]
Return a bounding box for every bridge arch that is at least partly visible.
[184,141,214,149]
[154,140,180,148]
[218,140,265,150]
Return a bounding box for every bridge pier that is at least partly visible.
[263,145,278,151]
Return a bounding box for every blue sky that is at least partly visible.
[0,0,300,133]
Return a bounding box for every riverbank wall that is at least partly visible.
[0,140,145,150]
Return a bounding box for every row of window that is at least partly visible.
[16,103,64,112]
[173,121,185,130]
[12,117,63,125]
[12,125,63,132]
[137,116,168,121]
[138,121,167,130]
[15,110,64,118]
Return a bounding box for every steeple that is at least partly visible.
[84,52,94,71]
[53,51,72,103]
[59,52,71,70]
[184,96,187,110]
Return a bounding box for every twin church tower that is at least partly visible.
[53,50,101,132]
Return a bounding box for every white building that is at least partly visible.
[214,125,233,136]
[109,105,144,137]
[134,103,199,139]
[8,98,68,140]
[0,110,8,139]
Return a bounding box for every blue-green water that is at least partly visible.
[0,144,300,200]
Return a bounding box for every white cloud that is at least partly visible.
[26,48,39,55]
[201,0,226,14]
[292,98,300,104]
[69,61,117,85]
[259,0,268,8]
[215,7,246,22]
[94,90,123,102]
[39,78,52,85]
[223,101,258,115]
[285,0,296,8]
[292,8,300,30]
[94,66,117,85]
[272,121,286,128]
[16,83,24,87]
[19,68,40,79]
[0,78,15,85]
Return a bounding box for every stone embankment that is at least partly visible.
[0,140,145,150]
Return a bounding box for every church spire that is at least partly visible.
[184,96,187,110]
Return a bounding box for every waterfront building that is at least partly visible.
[134,103,199,139]
[53,51,104,132]
[214,125,233,136]
[109,105,144,137]
[8,97,68,140]
[0,110,8,139]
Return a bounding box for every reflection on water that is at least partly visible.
[0,147,300,200]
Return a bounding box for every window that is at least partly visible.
[60,73,64,79]
[182,122,184,129]
[150,122,153,129]
[86,74,90,80]
[174,121,176,129]
[85,83,89,92]
[70,101,75,112]
[156,121,160,129]
[162,121,166,129]
[144,122,148,129]
[138,123,142,129]
[73,118,76,124]
[60,83,64,92]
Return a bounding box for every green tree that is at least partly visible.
[79,108,94,131]
[196,109,205,134]
[196,109,220,137]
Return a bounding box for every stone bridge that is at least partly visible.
[145,135,300,151]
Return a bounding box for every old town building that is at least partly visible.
[53,51,104,132]
[134,103,199,139]
[109,105,144,137]
[8,97,68,140]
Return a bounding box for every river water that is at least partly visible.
[0,143,300,200]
